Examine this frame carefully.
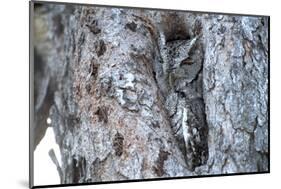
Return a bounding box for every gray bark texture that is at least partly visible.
[33,3,269,184]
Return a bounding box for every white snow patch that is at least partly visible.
[46,117,52,125]
[34,127,61,186]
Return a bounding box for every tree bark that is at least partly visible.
[33,3,269,184]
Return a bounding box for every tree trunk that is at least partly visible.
[33,3,269,184]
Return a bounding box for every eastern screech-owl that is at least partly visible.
[163,36,208,171]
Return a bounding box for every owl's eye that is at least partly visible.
[181,57,194,65]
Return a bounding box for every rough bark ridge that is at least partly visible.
[33,4,269,184]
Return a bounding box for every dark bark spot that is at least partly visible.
[78,32,85,47]
[95,40,107,57]
[218,25,226,34]
[100,77,112,95]
[89,61,99,79]
[74,84,81,98]
[52,15,64,37]
[72,157,86,183]
[153,149,170,176]
[193,20,203,35]
[152,120,160,128]
[125,22,137,32]
[261,18,265,26]
[119,73,124,80]
[113,132,124,157]
[85,83,92,93]
[152,70,157,84]
[130,44,138,52]
[178,91,186,98]
[77,32,85,63]
[95,106,108,123]
[86,20,101,34]
[67,115,80,132]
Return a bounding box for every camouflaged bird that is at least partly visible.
[162,35,208,171]
[160,36,203,91]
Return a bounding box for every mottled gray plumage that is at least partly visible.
[165,37,198,69]
[163,35,208,171]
